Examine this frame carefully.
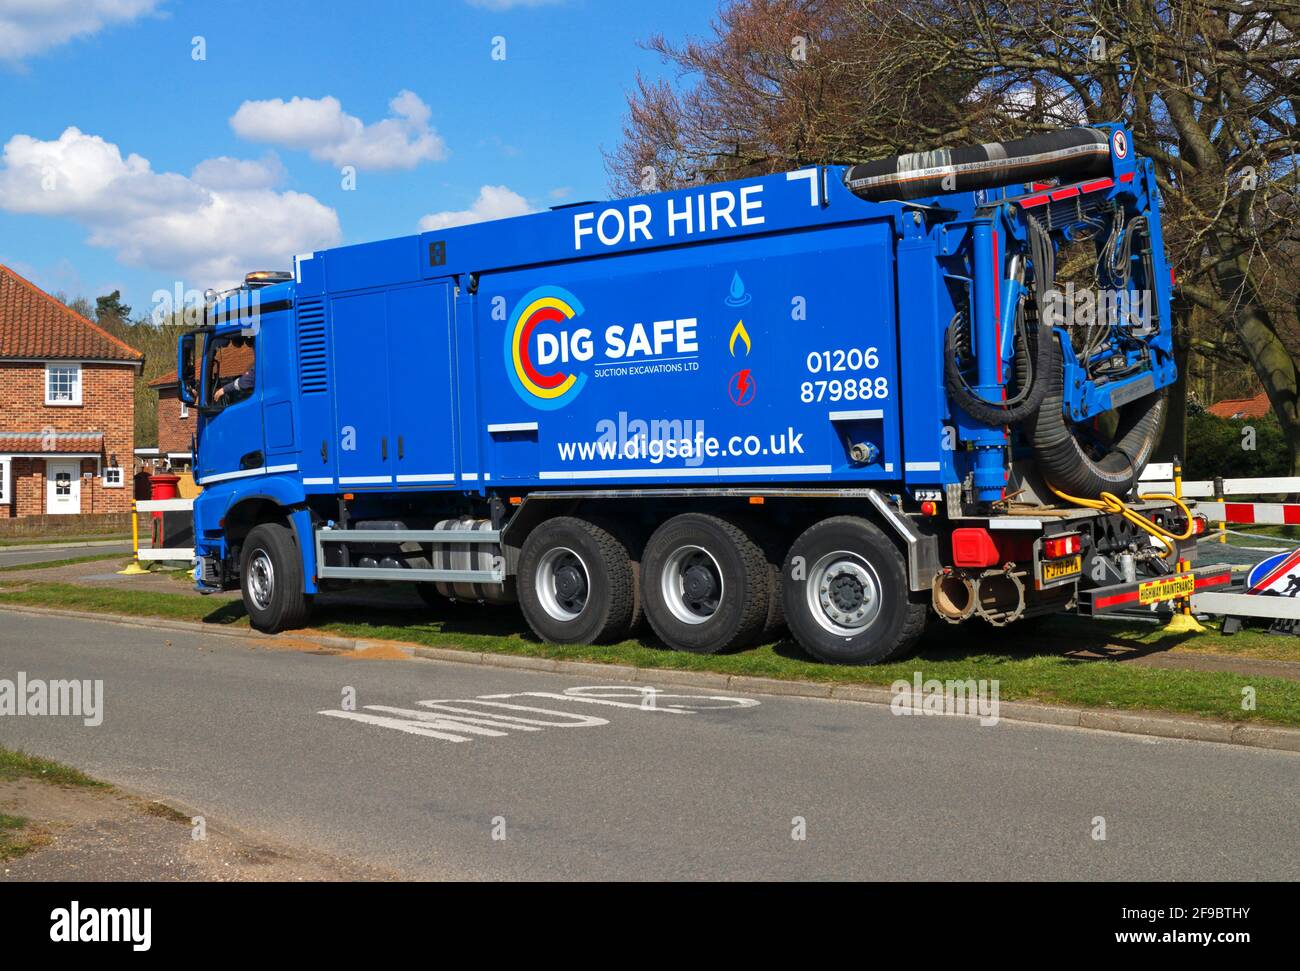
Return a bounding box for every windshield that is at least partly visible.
[207,334,257,407]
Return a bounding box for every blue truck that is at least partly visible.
[177,124,1218,664]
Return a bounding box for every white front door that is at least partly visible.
[46,462,81,514]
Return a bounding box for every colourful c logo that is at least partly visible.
[504,285,587,410]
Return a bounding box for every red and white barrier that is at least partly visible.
[1138,475,1300,499]
[135,497,194,562]
[1196,501,1300,526]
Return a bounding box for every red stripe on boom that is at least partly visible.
[1225,502,1255,524]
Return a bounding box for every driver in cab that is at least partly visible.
[212,336,255,404]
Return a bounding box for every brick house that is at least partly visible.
[0,264,143,517]
[146,369,194,470]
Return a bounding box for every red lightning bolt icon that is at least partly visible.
[729,369,755,405]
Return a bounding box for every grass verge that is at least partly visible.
[1,579,1298,728]
[0,812,48,861]
[0,747,111,863]
[0,746,111,788]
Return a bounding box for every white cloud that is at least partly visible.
[418,185,533,231]
[466,0,566,10]
[230,90,446,170]
[190,153,285,191]
[0,127,340,287]
[0,0,163,61]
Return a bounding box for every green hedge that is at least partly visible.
[1183,409,1290,480]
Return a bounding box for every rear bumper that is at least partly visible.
[1076,564,1232,616]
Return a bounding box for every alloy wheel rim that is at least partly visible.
[536,547,590,622]
[661,545,724,625]
[247,550,275,611]
[806,551,881,636]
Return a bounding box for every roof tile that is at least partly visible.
[0,264,143,362]
[1206,390,1271,420]
[0,430,105,453]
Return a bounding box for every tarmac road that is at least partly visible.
[1,608,1296,880]
[0,541,132,569]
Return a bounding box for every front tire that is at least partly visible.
[782,516,924,664]
[240,522,313,633]
[641,513,769,654]
[517,516,637,644]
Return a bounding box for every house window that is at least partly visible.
[45,363,82,405]
[103,467,124,488]
[0,458,10,504]
[179,400,189,419]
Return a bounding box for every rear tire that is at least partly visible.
[518,516,636,644]
[240,522,313,633]
[782,516,924,664]
[734,516,788,643]
[642,513,769,654]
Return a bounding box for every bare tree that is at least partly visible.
[605,0,979,195]
[611,0,1300,470]
[845,0,1300,468]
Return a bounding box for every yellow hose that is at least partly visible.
[1046,484,1195,559]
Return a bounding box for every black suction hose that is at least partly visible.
[1027,340,1167,498]
[944,214,1056,426]
[844,128,1112,202]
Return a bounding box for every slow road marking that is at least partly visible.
[319,685,760,744]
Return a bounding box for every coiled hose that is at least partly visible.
[943,214,1057,426]
[944,213,1167,499]
[1027,339,1167,498]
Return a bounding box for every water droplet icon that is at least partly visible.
[724,271,752,307]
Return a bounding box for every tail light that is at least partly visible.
[1193,515,1207,535]
[1044,533,1082,559]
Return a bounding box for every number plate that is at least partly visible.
[1139,573,1195,605]
[1042,555,1081,582]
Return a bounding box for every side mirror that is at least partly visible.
[178,333,198,406]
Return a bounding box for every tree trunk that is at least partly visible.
[1156,300,1193,464]
[1211,244,1300,474]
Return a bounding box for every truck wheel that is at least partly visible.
[240,522,313,633]
[518,517,636,644]
[741,518,788,643]
[782,516,925,664]
[642,513,769,654]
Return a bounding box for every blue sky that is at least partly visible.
[0,0,713,316]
